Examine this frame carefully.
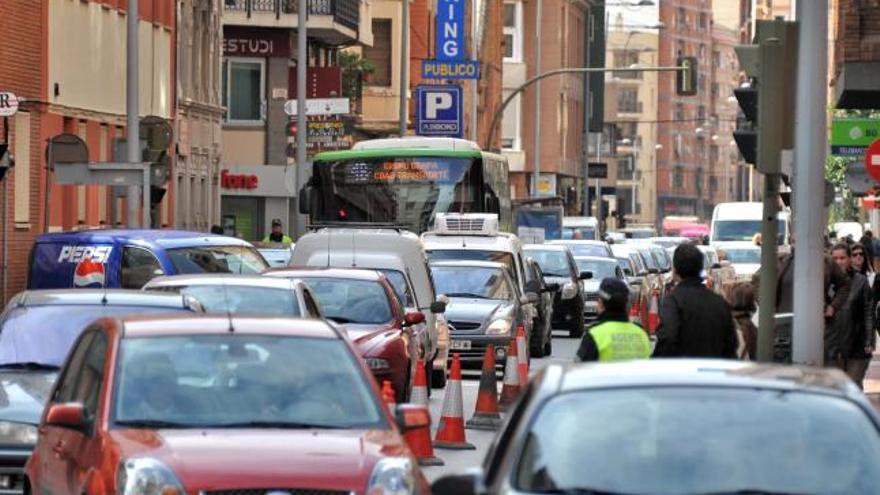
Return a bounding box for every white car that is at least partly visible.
[715,242,761,282]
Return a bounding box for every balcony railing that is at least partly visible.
[225,0,359,31]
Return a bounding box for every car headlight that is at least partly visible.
[485,318,512,335]
[561,282,578,300]
[117,458,186,495]
[367,457,416,495]
[366,358,391,370]
[0,421,37,445]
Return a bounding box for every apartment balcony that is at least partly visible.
[223,0,361,45]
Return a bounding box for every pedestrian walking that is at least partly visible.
[726,282,757,360]
[576,278,651,362]
[652,244,738,358]
[852,243,877,301]
[830,244,874,386]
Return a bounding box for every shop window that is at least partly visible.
[365,19,392,86]
[223,58,265,124]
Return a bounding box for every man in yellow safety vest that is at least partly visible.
[576,278,651,362]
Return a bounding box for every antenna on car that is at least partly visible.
[326,227,331,268]
[351,229,357,267]
[221,277,234,333]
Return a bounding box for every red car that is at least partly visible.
[24,315,430,494]
[265,267,424,402]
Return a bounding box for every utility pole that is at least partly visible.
[791,0,827,365]
[126,0,140,228]
[295,0,309,237]
[581,8,592,217]
[530,0,543,197]
[399,0,409,136]
[470,0,478,141]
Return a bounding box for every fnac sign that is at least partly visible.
[221,170,258,190]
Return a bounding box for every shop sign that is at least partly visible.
[222,27,290,57]
[221,170,259,190]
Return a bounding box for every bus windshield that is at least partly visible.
[713,220,785,243]
[309,156,479,233]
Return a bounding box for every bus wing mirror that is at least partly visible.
[298,186,311,214]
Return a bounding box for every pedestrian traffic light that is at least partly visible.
[733,19,798,174]
[676,56,698,96]
[287,121,298,137]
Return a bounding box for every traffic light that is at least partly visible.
[0,144,11,181]
[676,56,698,96]
[287,121,298,137]
[733,19,798,174]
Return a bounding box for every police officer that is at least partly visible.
[262,218,293,244]
[576,278,651,362]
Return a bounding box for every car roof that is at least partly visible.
[264,266,385,281]
[144,274,299,290]
[11,289,194,308]
[556,359,859,397]
[574,256,618,264]
[34,229,253,250]
[430,260,507,270]
[422,232,521,250]
[523,244,568,252]
[120,315,340,339]
[548,240,607,246]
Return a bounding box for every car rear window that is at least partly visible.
[517,387,880,494]
[176,285,300,317]
[0,304,193,367]
[523,249,571,279]
[114,335,385,429]
[300,278,393,325]
[427,249,516,273]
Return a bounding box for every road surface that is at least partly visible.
[423,333,580,481]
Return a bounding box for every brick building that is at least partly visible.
[0,0,176,302]
[832,0,880,109]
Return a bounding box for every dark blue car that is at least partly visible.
[27,230,269,290]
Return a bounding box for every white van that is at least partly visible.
[710,202,790,247]
[562,216,600,240]
[290,228,449,388]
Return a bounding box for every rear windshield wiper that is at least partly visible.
[444,292,490,299]
[0,362,60,371]
[213,420,338,429]
[115,419,203,429]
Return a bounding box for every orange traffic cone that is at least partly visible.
[629,297,642,323]
[466,344,502,430]
[381,380,396,412]
[433,354,476,450]
[647,290,660,333]
[516,326,529,387]
[411,358,429,407]
[403,407,444,466]
[499,339,521,411]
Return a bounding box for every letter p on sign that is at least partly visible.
[426,93,454,119]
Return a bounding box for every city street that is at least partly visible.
[424,333,580,481]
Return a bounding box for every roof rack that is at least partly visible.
[306,222,409,231]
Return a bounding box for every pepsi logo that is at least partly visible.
[73,259,106,288]
[58,245,112,264]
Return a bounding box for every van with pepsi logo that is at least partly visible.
[28,230,269,290]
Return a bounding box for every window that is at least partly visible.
[74,331,107,420]
[674,103,685,121]
[699,44,707,61]
[711,144,720,163]
[503,2,522,61]
[364,19,392,86]
[710,176,719,192]
[53,332,96,404]
[617,88,639,113]
[122,247,165,289]
[677,7,687,27]
[617,121,637,141]
[674,168,684,189]
[711,83,719,99]
[713,50,721,68]
[222,58,265,124]
[698,105,706,121]
[613,50,641,80]
[699,12,708,30]
[502,92,521,150]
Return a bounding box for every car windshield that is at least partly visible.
[574,258,618,279]
[114,335,385,429]
[713,219,786,243]
[432,266,513,300]
[652,249,672,270]
[516,387,880,494]
[167,246,268,275]
[639,249,659,271]
[615,258,633,276]
[427,250,516,275]
[562,227,596,240]
[177,286,300,317]
[300,278,392,324]
[724,248,761,264]
[0,305,193,367]
[554,242,608,258]
[257,249,291,268]
[377,269,415,307]
[523,249,571,278]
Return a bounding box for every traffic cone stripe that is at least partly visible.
[516,326,529,387]
[410,358,428,407]
[467,344,502,430]
[647,290,660,333]
[434,354,476,450]
[499,338,521,411]
[402,359,443,466]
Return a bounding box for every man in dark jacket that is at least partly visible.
[830,243,874,383]
[652,244,737,358]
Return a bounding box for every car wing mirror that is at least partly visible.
[431,468,486,495]
[403,311,426,327]
[578,271,593,280]
[430,301,447,314]
[46,402,86,431]
[524,280,541,293]
[395,404,430,433]
[521,292,539,305]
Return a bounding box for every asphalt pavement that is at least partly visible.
[423,332,580,481]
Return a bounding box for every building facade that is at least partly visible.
[502,0,588,208]
[656,0,715,222]
[219,0,368,241]
[708,23,742,206]
[0,0,176,302]
[831,0,880,110]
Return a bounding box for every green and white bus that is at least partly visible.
[299,138,512,233]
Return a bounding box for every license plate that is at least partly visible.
[585,301,599,311]
[450,340,472,350]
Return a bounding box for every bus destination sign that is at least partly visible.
[345,161,452,184]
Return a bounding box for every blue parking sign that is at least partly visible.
[416,85,463,138]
